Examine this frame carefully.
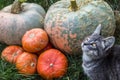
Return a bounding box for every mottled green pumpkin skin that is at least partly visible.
[0,3,45,45]
[44,0,116,55]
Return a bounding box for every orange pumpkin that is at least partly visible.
[1,45,24,63]
[16,52,37,75]
[22,28,49,52]
[37,42,53,55]
[37,49,68,80]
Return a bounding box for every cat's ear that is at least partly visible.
[102,36,115,51]
[92,24,102,35]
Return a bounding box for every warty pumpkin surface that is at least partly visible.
[0,0,46,45]
[44,0,116,55]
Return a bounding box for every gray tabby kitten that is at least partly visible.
[81,24,120,80]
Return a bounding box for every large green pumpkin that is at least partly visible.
[44,0,116,55]
[0,0,45,45]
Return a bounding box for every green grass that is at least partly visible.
[0,0,120,80]
[0,58,42,80]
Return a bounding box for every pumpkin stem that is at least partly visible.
[69,0,94,11]
[50,63,54,67]
[11,0,27,14]
[69,0,78,11]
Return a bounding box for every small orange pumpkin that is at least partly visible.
[16,52,37,75]
[37,42,53,55]
[1,45,24,63]
[22,28,49,52]
[37,49,68,80]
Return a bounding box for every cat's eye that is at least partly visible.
[92,43,96,47]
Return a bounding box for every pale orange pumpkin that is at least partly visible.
[16,52,37,75]
[22,28,49,52]
[37,49,68,80]
[1,45,24,63]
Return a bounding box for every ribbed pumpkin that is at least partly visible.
[37,49,68,80]
[1,45,24,63]
[0,0,45,45]
[16,52,37,75]
[22,28,49,53]
[37,42,53,55]
[44,0,116,55]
